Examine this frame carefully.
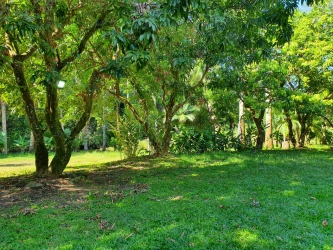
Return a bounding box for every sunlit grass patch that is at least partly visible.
[0,149,122,177]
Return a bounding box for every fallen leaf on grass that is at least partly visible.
[311,197,317,200]
[19,207,37,216]
[322,220,328,227]
[168,238,176,243]
[125,232,134,239]
[276,236,283,241]
[98,220,110,230]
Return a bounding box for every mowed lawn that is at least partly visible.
[1,149,333,249]
[0,150,122,177]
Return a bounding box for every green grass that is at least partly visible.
[0,149,122,177]
[1,149,333,249]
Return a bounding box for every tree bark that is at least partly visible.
[83,124,89,151]
[248,108,265,149]
[238,97,245,145]
[298,114,309,148]
[265,106,273,149]
[285,113,296,148]
[29,130,35,153]
[11,59,49,175]
[47,70,100,176]
[1,100,7,154]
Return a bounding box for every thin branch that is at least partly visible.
[107,88,144,125]
[320,115,333,128]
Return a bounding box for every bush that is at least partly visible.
[170,126,243,154]
[112,111,143,158]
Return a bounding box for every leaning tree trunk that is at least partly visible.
[1,100,8,154]
[12,59,49,175]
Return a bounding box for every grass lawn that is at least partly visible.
[1,149,333,249]
[0,150,122,177]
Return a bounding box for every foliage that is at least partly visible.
[13,135,30,153]
[170,126,243,154]
[112,110,143,159]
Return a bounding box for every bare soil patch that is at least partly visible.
[0,167,149,209]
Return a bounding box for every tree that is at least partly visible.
[1,99,7,153]
[281,1,333,147]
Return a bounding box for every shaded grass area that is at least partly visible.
[1,149,333,249]
[0,150,122,177]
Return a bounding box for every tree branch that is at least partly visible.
[70,69,101,140]
[56,10,111,71]
[14,45,38,61]
[320,115,333,128]
[107,88,144,125]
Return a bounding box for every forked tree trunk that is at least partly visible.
[1,100,7,154]
[46,70,100,176]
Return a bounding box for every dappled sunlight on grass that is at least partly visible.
[233,229,260,247]
[281,190,296,197]
[0,150,122,177]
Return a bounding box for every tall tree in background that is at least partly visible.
[1,99,7,154]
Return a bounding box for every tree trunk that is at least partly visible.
[238,98,245,145]
[49,142,72,176]
[265,105,273,149]
[1,100,8,154]
[161,107,173,156]
[297,114,308,148]
[102,124,106,151]
[47,70,100,176]
[298,121,307,148]
[83,124,89,151]
[29,130,35,153]
[285,113,296,148]
[11,59,48,175]
[248,108,265,149]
